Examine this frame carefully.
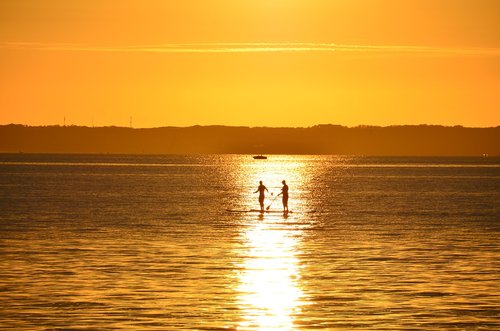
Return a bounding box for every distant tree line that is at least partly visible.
[0,124,499,156]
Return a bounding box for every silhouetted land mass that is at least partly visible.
[1,124,499,156]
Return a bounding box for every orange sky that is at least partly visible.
[1,0,499,128]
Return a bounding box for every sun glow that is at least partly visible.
[237,222,305,330]
[237,156,311,212]
[232,155,313,329]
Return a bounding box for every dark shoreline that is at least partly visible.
[1,124,499,156]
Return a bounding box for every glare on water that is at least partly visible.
[232,156,310,329]
[236,155,312,211]
[237,221,305,330]
[0,154,499,330]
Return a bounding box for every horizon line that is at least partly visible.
[2,123,499,130]
[2,42,500,57]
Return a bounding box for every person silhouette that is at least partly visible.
[277,180,289,212]
[254,180,269,212]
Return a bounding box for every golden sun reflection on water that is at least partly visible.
[237,222,305,330]
[237,155,312,211]
[234,156,311,330]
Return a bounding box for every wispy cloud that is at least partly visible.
[1,42,500,56]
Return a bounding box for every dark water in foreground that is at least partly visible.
[0,154,499,330]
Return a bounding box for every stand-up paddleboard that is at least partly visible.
[227,209,292,214]
[226,209,316,214]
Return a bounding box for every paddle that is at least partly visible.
[266,193,280,211]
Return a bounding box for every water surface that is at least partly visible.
[0,154,499,330]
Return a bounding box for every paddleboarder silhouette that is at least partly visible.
[277,180,289,212]
[254,181,269,212]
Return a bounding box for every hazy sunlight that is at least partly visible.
[237,222,305,330]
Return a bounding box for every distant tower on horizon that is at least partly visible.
[130,116,132,128]
[64,116,66,127]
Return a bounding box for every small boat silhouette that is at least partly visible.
[253,155,267,159]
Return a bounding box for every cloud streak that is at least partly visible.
[2,42,500,56]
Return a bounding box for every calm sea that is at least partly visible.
[0,154,499,330]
